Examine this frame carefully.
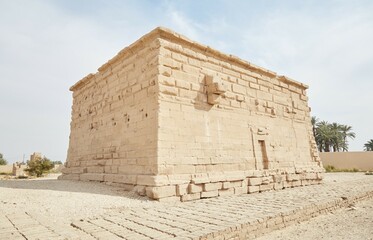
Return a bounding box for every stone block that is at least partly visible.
[168,174,191,184]
[305,172,317,180]
[181,193,201,202]
[159,85,178,96]
[247,185,259,194]
[272,174,283,183]
[274,182,284,190]
[191,173,209,184]
[317,173,324,180]
[225,171,246,181]
[87,166,104,173]
[222,181,232,189]
[262,176,273,185]
[248,177,262,186]
[230,180,243,187]
[201,190,219,198]
[136,175,170,186]
[234,187,245,195]
[232,84,246,95]
[207,172,227,182]
[219,188,234,196]
[80,173,104,182]
[291,181,301,187]
[157,196,180,203]
[188,184,203,193]
[204,182,223,192]
[301,180,310,186]
[146,185,176,199]
[259,183,273,192]
[134,185,146,196]
[287,174,300,181]
[176,184,189,196]
[176,80,190,90]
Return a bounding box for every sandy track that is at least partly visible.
[256,198,373,240]
[0,174,162,226]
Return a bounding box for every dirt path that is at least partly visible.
[256,198,373,240]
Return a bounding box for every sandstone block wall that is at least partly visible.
[60,27,324,201]
[60,35,160,187]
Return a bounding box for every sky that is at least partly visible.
[0,0,372,163]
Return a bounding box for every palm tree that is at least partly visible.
[364,139,373,151]
[339,125,356,151]
[316,121,334,152]
[311,116,319,138]
[330,122,343,152]
[312,117,356,152]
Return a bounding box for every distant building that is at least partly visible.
[12,162,27,177]
[30,152,42,161]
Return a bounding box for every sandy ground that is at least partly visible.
[0,173,372,239]
[0,174,163,226]
[256,198,373,240]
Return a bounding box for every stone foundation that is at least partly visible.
[60,168,323,201]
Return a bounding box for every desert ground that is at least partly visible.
[256,198,373,240]
[0,173,372,239]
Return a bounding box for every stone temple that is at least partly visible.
[59,27,323,202]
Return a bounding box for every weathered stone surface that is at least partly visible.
[61,27,323,201]
[248,185,260,193]
[176,184,189,196]
[219,188,235,196]
[204,182,223,191]
[181,193,201,202]
[188,184,203,193]
[146,186,176,199]
[248,177,262,186]
[201,190,219,198]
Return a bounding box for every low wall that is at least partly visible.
[0,165,13,173]
[320,152,373,171]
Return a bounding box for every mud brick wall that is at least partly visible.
[60,27,324,201]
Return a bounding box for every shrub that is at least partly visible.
[0,153,7,165]
[324,165,359,172]
[25,156,54,177]
[324,165,336,172]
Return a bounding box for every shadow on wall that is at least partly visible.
[0,176,149,199]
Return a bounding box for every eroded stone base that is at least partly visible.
[59,168,323,202]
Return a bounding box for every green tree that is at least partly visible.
[339,125,356,151]
[364,139,373,151]
[316,121,334,152]
[313,118,356,152]
[329,122,343,152]
[0,153,8,165]
[25,156,54,177]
